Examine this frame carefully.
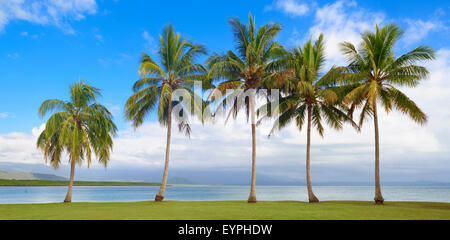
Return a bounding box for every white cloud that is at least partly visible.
[303,0,384,69]
[97,53,132,67]
[7,52,19,59]
[20,31,38,38]
[142,30,157,55]
[0,112,12,118]
[292,0,445,69]
[142,31,152,43]
[403,19,443,45]
[94,33,103,42]
[0,133,41,165]
[0,0,98,34]
[31,124,45,137]
[265,0,310,17]
[399,49,450,148]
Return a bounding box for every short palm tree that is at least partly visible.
[37,81,117,203]
[265,34,356,202]
[207,13,283,203]
[340,24,435,204]
[124,24,207,202]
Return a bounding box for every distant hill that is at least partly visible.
[0,179,160,186]
[32,173,67,181]
[0,170,35,180]
[1,162,450,186]
[0,170,67,181]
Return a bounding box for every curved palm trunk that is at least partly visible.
[248,90,257,203]
[372,101,384,204]
[155,100,172,202]
[306,106,319,203]
[64,159,76,203]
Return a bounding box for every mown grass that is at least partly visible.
[0,201,449,220]
[0,179,160,186]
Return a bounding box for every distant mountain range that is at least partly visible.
[1,161,450,186]
[0,169,67,181]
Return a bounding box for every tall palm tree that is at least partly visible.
[124,25,207,202]
[37,81,117,203]
[207,13,283,203]
[265,34,357,202]
[339,24,435,204]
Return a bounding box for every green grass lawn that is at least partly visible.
[0,179,160,186]
[1,201,449,220]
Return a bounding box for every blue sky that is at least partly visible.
[0,0,449,184]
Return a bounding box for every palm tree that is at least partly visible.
[265,34,357,202]
[124,24,207,202]
[37,81,117,203]
[339,24,435,204]
[207,13,283,203]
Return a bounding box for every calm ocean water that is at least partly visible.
[0,185,449,204]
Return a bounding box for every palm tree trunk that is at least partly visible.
[248,90,257,203]
[306,105,319,203]
[155,100,172,202]
[64,159,76,203]
[373,100,384,204]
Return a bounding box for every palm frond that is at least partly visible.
[388,87,427,124]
